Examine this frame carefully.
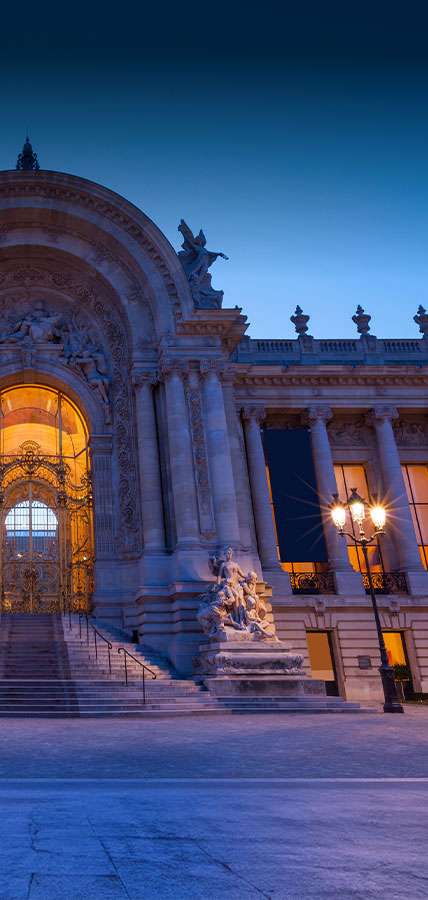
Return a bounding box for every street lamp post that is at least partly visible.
[330,489,404,714]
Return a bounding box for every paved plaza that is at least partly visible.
[0,710,426,898]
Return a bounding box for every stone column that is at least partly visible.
[162,363,199,548]
[241,407,284,572]
[200,362,240,548]
[369,406,428,595]
[133,372,165,552]
[222,375,256,551]
[305,406,364,594]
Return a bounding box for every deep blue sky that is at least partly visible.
[0,3,427,339]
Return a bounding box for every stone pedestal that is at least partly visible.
[193,636,326,698]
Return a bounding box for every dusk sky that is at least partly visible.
[1,4,427,339]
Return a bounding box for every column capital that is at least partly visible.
[158,356,187,382]
[131,369,158,389]
[241,405,267,425]
[303,405,333,426]
[199,358,227,379]
[367,406,399,425]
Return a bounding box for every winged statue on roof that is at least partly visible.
[178,219,229,309]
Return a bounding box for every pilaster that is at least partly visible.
[159,358,200,550]
[200,360,240,549]
[133,370,165,552]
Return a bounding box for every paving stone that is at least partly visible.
[0,876,32,900]
[28,874,129,899]
[0,714,425,898]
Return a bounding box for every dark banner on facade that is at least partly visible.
[263,428,327,563]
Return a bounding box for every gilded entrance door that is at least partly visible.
[0,443,93,614]
[0,386,94,615]
[3,492,60,612]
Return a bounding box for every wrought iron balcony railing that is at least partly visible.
[290,571,336,595]
[362,571,408,595]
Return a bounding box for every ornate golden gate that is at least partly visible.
[0,386,94,614]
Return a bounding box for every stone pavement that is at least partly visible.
[0,708,426,898]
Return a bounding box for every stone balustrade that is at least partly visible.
[232,335,428,366]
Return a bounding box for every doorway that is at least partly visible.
[0,385,93,614]
[306,630,339,696]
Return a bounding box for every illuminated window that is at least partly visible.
[383,631,406,666]
[334,464,384,574]
[402,465,428,570]
[5,501,57,556]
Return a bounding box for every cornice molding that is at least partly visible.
[233,369,428,388]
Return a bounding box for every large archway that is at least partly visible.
[0,384,93,613]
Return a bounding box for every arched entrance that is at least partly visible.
[0,385,93,613]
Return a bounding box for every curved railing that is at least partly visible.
[67,611,158,703]
[77,612,113,674]
[118,647,157,703]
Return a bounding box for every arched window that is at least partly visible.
[5,500,58,555]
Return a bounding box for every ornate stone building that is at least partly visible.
[1,140,428,703]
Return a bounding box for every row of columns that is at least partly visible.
[132,366,427,595]
[133,362,240,555]
[242,404,428,595]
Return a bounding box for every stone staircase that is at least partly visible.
[0,614,374,717]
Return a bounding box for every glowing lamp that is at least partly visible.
[370,504,386,531]
[330,495,346,531]
[348,488,365,526]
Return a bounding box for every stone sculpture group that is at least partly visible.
[178,219,228,309]
[197,547,275,641]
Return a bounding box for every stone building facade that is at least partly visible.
[0,155,427,702]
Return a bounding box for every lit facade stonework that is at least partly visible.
[1,166,428,703]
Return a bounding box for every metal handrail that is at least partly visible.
[118,647,157,704]
[77,612,113,674]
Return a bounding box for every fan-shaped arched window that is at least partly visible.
[5,500,58,555]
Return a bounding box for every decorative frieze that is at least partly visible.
[393,419,428,447]
[328,417,373,448]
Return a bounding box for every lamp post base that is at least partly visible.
[380,665,404,713]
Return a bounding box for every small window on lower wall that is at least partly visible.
[306,631,335,680]
[383,632,406,666]
[306,631,339,696]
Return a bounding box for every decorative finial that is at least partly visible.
[290,305,310,336]
[414,305,428,337]
[16,135,40,172]
[352,305,371,335]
